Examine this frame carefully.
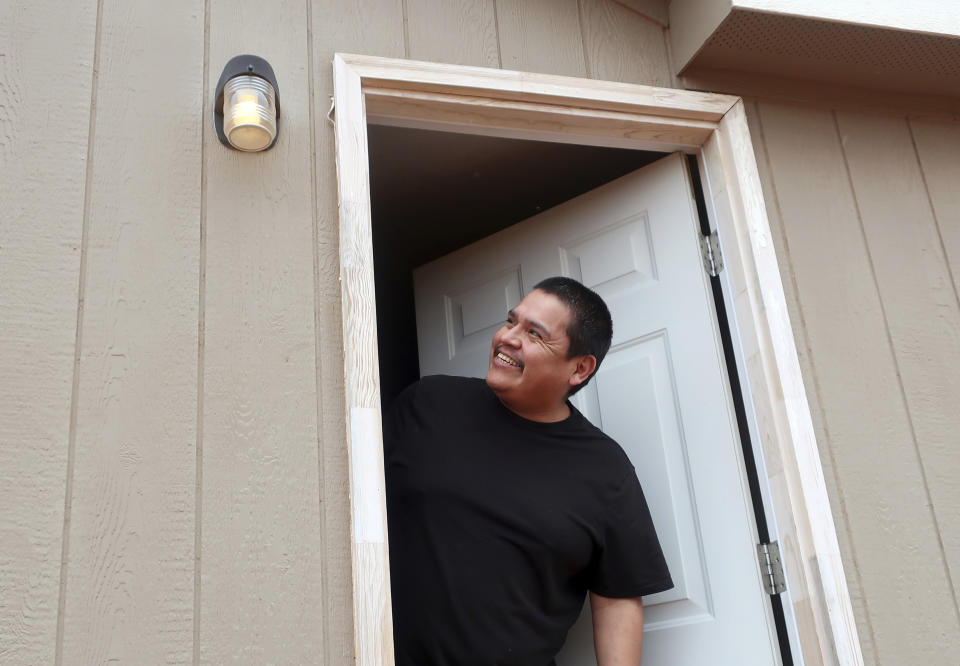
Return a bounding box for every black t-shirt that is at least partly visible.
[384,375,673,666]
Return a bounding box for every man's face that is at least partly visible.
[485,289,585,414]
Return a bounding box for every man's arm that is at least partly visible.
[590,592,645,665]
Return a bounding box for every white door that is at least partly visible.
[412,152,781,665]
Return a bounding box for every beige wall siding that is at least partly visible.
[748,100,960,665]
[1,0,675,662]
[405,0,500,67]
[496,0,588,76]
[200,0,327,661]
[59,0,204,662]
[0,2,98,664]
[9,0,960,664]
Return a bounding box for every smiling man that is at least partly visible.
[385,276,673,666]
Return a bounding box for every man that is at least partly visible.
[385,276,673,665]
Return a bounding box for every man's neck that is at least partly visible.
[497,396,571,423]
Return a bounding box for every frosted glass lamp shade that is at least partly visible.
[223,76,277,151]
[213,55,280,152]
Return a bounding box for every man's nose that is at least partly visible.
[500,326,522,346]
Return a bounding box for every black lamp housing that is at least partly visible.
[214,54,281,151]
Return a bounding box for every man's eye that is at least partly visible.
[529,329,541,338]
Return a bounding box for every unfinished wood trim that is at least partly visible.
[339,52,738,121]
[332,55,394,666]
[331,52,863,666]
[364,87,717,149]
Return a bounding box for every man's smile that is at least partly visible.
[495,348,523,368]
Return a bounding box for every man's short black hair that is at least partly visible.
[532,276,613,396]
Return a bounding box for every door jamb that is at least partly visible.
[331,52,863,666]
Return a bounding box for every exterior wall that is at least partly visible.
[4,0,959,664]
[0,0,673,663]
[744,99,960,665]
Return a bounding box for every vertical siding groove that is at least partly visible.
[905,117,960,621]
[834,109,960,655]
[60,0,203,658]
[663,22,679,89]
[906,119,960,318]
[575,0,593,78]
[837,111,960,640]
[830,105,892,654]
[401,0,411,59]
[54,0,105,661]
[305,0,332,662]
[751,101,879,661]
[492,0,504,68]
[193,0,211,663]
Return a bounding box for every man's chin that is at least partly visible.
[485,368,513,393]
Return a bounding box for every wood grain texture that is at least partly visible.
[836,110,960,658]
[495,0,587,76]
[342,53,736,121]
[364,87,716,149]
[311,3,405,663]
[714,102,863,666]
[57,0,202,662]
[0,2,96,663]
[406,0,499,67]
[579,0,671,87]
[200,0,324,662]
[333,55,395,666]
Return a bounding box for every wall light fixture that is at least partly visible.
[214,55,280,152]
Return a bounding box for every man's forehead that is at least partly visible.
[512,290,572,335]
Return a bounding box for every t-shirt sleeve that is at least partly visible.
[589,470,674,598]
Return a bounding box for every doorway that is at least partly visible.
[331,52,862,666]
[367,126,792,664]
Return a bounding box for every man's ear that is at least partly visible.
[569,355,598,389]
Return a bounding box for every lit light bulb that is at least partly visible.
[223,76,277,152]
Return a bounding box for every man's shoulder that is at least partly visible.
[393,374,486,409]
[564,408,636,477]
[418,373,484,390]
[415,374,485,397]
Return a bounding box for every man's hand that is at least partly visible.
[590,592,644,665]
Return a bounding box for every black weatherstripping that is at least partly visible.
[686,154,795,666]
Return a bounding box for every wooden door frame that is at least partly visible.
[331,52,862,666]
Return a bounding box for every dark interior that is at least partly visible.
[368,124,664,407]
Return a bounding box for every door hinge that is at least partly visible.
[699,230,724,277]
[757,541,787,595]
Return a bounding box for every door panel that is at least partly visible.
[412,153,779,665]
